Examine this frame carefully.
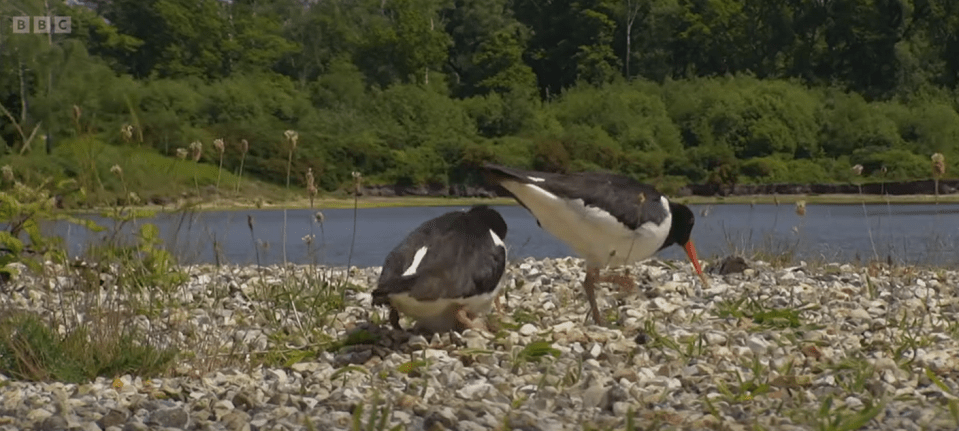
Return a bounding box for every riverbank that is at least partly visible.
[2,257,958,430]
[67,192,959,214]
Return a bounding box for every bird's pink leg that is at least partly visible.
[584,266,606,326]
[455,307,489,332]
[596,267,636,294]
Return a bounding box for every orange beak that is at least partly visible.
[683,240,709,287]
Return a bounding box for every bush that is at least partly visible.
[667,77,820,160]
[818,90,901,157]
[548,81,682,153]
[851,148,931,180]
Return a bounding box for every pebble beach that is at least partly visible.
[2,257,959,430]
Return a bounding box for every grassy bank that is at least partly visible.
[62,193,959,215]
[1,138,295,210]
[675,193,959,206]
[125,193,959,213]
[5,140,958,215]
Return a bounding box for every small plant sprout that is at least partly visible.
[213,138,225,193]
[236,139,250,196]
[2,165,13,183]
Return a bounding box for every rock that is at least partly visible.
[146,408,189,429]
[97,409,128,429]
[716,256,749,275]
[518,324,538,336]
[37,415,68,431]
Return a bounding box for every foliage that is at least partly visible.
[0,176,100,279]
[0,312,176,383]
[3,0,959,197]
[0,176,179,382]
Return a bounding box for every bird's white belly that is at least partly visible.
[502,181,671,267]
[390,284,503,333]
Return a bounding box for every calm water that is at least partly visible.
[43,203,959,268]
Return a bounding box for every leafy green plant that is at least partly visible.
[0,175,101,281]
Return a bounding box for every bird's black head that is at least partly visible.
[665,201,709,286]
[664,202,695,249]
[468,205,508,240]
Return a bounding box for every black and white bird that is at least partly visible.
[372,205,509,333]
[481,163,708,325]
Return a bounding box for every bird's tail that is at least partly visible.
[480,163,529,185]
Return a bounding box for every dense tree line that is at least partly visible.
[2,0,958,195]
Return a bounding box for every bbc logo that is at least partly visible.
[12,16,72,34]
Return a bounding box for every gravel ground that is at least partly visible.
[2,257,959,430]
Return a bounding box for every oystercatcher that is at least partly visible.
[480,163,708,325]
[372,205,508,333]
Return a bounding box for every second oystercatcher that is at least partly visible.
[481,163,708,325]
[372,205,508,333]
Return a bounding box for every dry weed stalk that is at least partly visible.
[213,138,225,194]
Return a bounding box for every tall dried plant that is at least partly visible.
[346,171,362,280]
[235,139,249,196]
[851,164,878,262]
[213,138,225,194]
[189,141,202,198]
[932,153,946,203]
[281,130,299,265]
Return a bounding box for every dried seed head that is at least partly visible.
[110,164,123,177]
[306,168,317,197]
[284,130,299,149]
[241,139,249,154]
[176,148,188,160]
[1,165,12,182]
[851,164,863,176]
[73,105,82,121]
[315,211,325,223]
[213,138,225,154]
[794,200,806,217]
[352,171,362,180]
[932,153,946,177]
[880,166,887,175]
[189,141,203,162]
[129,192,141,204]
[302,234,315,245]
[121,124,134,141]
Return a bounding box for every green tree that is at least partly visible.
[358,0,453,87]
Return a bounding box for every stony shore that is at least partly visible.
[2,257,959,430]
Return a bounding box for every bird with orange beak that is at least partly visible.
[481,163,709,326]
